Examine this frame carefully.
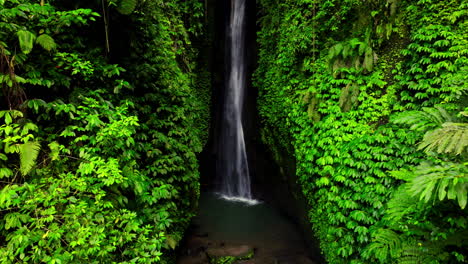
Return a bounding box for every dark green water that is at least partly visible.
[178,192,321,264]
[195,193,303,245]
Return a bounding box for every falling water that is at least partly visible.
[218,0,256,204]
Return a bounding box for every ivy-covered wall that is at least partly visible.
[255,0,467,263]
[0,0,210,263]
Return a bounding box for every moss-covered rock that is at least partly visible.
[206,245,254,264]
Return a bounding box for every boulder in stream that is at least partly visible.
[206,245,254,264]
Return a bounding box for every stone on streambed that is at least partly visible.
[206,245,254,264]
[236,256,277,264]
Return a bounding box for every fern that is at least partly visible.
[398,245,433,264]
[385,183,420,222]
[116,0,137,15]
[392,107,467,155]
[366,227,453,264]
[395,162,468,209]
[363,228,402,262]
[19,141,41,176]
[391,107,451,132]
[17,30,36,54]
[36,34,56,51]
[419,122,468,155]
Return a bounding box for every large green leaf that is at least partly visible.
[455,183,467,209]
[116,0,137,15]
[17,30,36,54]
[418,123,468,155]
[36,34,56,51]
[19,141,41,176]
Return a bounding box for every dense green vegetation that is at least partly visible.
[0,0,209,263]
[1,0,467,263]
[255,0,467,263]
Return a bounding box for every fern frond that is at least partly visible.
[364,228,402,262]
[406,162,468,209]
[17,30,36,54]
[398,245,426,264]
[386,184,420,222]
[116,0,137,15]
[36,34,56,51]
[408,164,446,202]
[19,141,41,176]
[391,107,451,132]
[398,240,450,264]
[418,122,468,155]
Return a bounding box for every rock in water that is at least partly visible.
[206,245,254,264]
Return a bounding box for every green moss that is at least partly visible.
[207,248,254,264]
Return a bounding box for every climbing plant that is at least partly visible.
[0,0,210,263]
[255,0,467,263]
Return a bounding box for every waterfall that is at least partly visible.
[218,0,256,204]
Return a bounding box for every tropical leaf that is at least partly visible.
[406,162,468,209]
[392,107,467,154]
[358,42,367,56]
[116,0,137,15]
[17,30,36,54]
[385,184,420,222]
[455,182,467,209]
[398,245,429,264]
[392,107,452,132]
[36,34,56,51]
[166,235,177,249]
[19,141,41,176]
[363,228,402,262]
[418,122,468,155]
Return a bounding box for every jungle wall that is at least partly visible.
[0,0,210,263]
[254,0,467,263]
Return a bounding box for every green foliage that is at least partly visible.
[1,0,210,263]
[0,110,40,176]
[0,1,100,108]
[116,0,138,15]
[17,30,36,54]
[391,107,467,211]
[363,228,402,262]
[420,123,467,155]
[393,107,468,155]
[18,141,41,176]
[255,0,467,263]
[35,34,56,52]
[328,38,376,74]
[395,0,467,110]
